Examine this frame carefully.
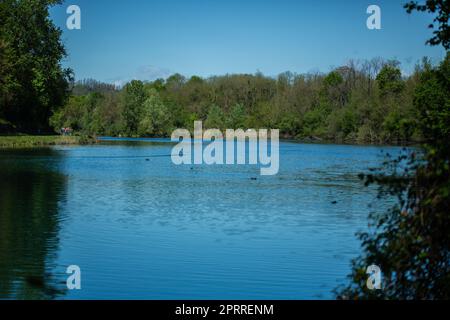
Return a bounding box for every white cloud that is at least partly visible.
[108,65,172,88]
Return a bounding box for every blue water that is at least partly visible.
[0,139,401,299]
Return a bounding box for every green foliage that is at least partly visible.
[302,107,328,137]
[323,71,344,87]
[338,54,450,299]
[0,0,72,133]
[338,1,450,297]
[55,61,425,143]
[377,65,405,96]
[50,95,86,132]
[138,90,172,137]
[382,109,415,142]
[277,115,302,138]
[204,104,225,129]
[227,103,246,129]
[0,135,92,148]
[404,0,450,49]
[356,124,375,144]
[327,107,359,142]
[413,56,450,148]
[122,80,146,136]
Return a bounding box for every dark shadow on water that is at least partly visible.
[0,149,68,299]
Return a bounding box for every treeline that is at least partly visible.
[52,59,430,144]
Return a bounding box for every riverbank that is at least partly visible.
[0,135,96,148]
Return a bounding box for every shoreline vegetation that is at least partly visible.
[0,133,419,150]
[47,58,432,147]
[0,135,95,149]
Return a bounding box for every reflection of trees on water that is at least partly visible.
[0,149,67,299]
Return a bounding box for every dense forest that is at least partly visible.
[0,1,440,145]
[52,60,430,144]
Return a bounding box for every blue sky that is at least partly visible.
[49,0,446,85]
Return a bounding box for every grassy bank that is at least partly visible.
[0,135,95,148]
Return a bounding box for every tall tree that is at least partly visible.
[122,80,146,136]
[138,89,172,137]
[0,0,72,133]
[376,65,404,96]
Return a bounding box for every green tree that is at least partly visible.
[204,104,225,129]
[322,71,348,108]
[227,103,246,129]
[328,107,359,141]
[323,71,344,87]
[0,0,72,133]
[122,80,146,136]
[49,95,85,132]
[302,106,328,138]
[138,90,172,137]
[376,64,405,96]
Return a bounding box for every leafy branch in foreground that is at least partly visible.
[337,1,450,299]
[337,51,449,299]
[404,0,450,49]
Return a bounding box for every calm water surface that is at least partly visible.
[0,139,401,299]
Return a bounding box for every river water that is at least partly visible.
[0,139,401,299]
